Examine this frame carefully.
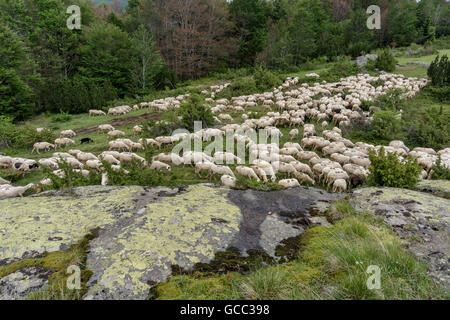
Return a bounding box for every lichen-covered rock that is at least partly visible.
[0,184,342,300]
[0,186,145,265]
[415,180,450,199]
[351,187,450,288]
[0,267,54,300]
[85,185,340,300]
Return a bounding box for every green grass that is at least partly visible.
[396,49,450,65]
[153,202,448,300]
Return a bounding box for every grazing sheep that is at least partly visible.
[98,124,115,132]
[278,179,300,188]
[273,162,296,177]
[107,130,126,139]
[210,164,235,178]
[236,166,260,181]
[289,129,299,140]
[68,149,82,156]
[283,142,302,151]
[65,157,84,169]
[32,142,55,154]
[332,179,347,193]
[195,161,214,178]
[85,159,102,170]
[54,138,75,149]
[38,158,59,169]
[150,160,171,171]
[293,171,315,185]
[77,152,98,162]
[89,109,106,116]
[133,125,143,136]
[60,130,76,138]
[100,154,120,165]
[290,161,313,176]
[0,183,35,199]
[221,174,236,188]
[109,140,130,152]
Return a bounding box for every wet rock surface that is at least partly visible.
[0,184,341,300]
[351,187,450,288]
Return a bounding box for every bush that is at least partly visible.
[50,111,72,123]
[367,147,422,188]
[216,77,258,100]
[0,117,56,149]
[42,78,118,114]
[152,66,178,90]
[431,156,450,180]
[405,105,450,151]
[322,59,360,82]
[427,54,450,87]
[426,86,450,102]
[176,94,214,131]
[0,116,17,148]
[253,67,282,92]
[374,48,397,72]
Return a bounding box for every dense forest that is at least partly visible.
[1,0,449,120]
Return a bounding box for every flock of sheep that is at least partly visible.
[1,72,449,199]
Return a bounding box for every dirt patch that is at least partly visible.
[76,112,163,136]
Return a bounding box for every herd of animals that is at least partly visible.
[1,72,449,199]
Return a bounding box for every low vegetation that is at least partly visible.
[367,147,422,189]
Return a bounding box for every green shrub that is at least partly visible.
[0,117,56,149]
[367,147,422,188]
[374,48,397,72]
[253,67,282,91]
[216,77,258,100]
[431,156,450,180]
[176,94,214,131]
[0,116,17,148]
[426,86,450,102]
[405,105,450,151]
[42,78,118,114]
[50,111,72,123]
[427,54,450,87]
[322,59,360,82]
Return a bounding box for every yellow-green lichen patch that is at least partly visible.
[0,186,144,262]
[84,185,243,300]
[351,187,450,223]
[416,180,450,199]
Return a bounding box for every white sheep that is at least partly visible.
[89,109,106,116]
[98,124,115,132]
[278,179,300,188]
[150,160,171,171]
[210,164,235,178]
[332,179,347,192]
[0,183,35,199]
[236,166,260,181]
[289,129,299,140]
[60,130,76,138]
[32,142,55,154]
[221,175,236,188]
